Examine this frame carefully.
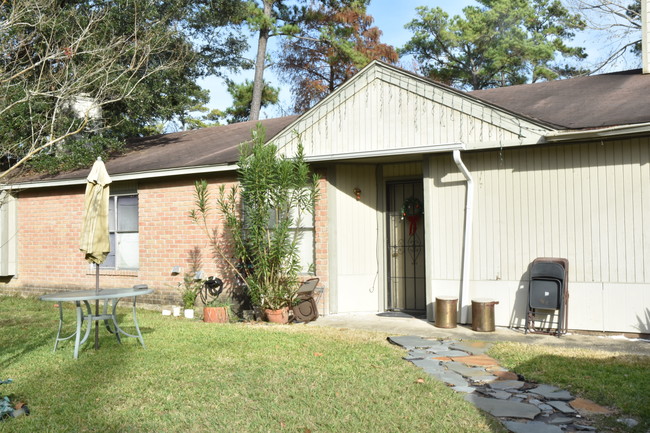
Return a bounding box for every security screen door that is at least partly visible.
[386,181,426,312]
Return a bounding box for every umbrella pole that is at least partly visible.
[95,263,99,350]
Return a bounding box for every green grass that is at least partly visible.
[490,342,650,432]
[0,296,503,433]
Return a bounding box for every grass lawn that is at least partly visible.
[0,296,504,433]
[490,342,650,433]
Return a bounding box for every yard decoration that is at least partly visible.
[190,125,319,318]
[401,197,423,236]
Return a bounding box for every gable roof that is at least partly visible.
[469,69,650,129]
[273,61,552,158]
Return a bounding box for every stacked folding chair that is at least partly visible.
[526,258,569,336]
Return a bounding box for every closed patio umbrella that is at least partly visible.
[80,157,112,349]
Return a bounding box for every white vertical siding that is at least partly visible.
[0,192,17,276]
[383,162,422,178]
[428,139,650,284]
[425,138,650,332]
[273,63,549,160]
[331,164,381,313]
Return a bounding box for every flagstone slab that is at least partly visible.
[547,401,577,414]
[617,418,639,428]
[452,385,476,394]
[489,380,526,391]
[482,389,513,400]
[569,398,613,415]
[450,341,492,355]
[465,395,541,420]
[428,349,470,357]
[409,359,445,375]
[388,336,429,349]
[469,375,499,384]
[451,354,499,367]
[489,370,519,381]
[502,420,564,433]
[529,384,573,401]
[430,356,453,362]
[547,416,576,425]
[574,424,597,431]
[434,370,470,388]
[404,349,430,360]
[446,361,495,378]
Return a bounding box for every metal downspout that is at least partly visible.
[452,150,474,324]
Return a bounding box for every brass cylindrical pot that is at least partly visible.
[435,296,458,328]
[471,299,499,332]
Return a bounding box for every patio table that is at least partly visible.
[40,286,153,359]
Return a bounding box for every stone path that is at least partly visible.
[388,336,617,433]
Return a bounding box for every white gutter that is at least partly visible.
[452,150,474,324]
[544,122,650,142]
[2,163,239,191]
[305,143,465,163]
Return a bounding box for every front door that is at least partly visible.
[386,181,426,312]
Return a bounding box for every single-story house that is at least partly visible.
[2,56,649,334]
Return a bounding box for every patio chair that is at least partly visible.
[292,278,320,323]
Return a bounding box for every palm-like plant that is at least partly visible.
[191,125,318,310]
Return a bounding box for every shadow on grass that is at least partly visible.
[2,298,506,432]
[0,299,58,368]
[493,346,650,433]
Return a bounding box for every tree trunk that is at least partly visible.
[250,0,273,121]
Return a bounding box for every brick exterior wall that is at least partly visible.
[313,170,329,315]
[3,169,330,315]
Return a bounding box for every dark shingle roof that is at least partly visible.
[15,116,298,184]
[469,69,650,129]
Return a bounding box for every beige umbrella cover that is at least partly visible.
[80,157,112,350]
[80,158,112,265]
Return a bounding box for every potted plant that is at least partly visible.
[190,125,319,325]
[203,297,231,323]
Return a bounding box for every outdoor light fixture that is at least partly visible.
[171,266,181,275]
[194,271,204,281]
[353,187,361,201]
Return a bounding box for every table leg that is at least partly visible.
[79,301,94,346]
[103,299,121,344]
[54,303,64,352]
[74,301,83,359]
[110,297,146,349]
[131,297,146,349]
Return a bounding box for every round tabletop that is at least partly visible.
[40,288,153,302]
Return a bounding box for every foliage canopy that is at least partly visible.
[402,0,588,90]
[1,0,248,178]
[275,3,398,112]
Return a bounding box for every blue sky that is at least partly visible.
[196,1,478,119]
[195,0,638,122]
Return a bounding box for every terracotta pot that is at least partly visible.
[264,307,289,324]
[203,306,229,323]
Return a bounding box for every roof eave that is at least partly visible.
[544,122,650,142]
[2,163,239,191]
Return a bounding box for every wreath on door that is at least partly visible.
[401,197,423,236]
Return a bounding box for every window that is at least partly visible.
[289,207,314,274]
[252,204,315,275]
[101,192,139,270]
